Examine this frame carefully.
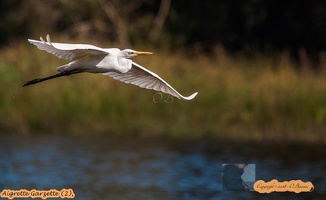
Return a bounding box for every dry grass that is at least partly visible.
[1,41,326,143]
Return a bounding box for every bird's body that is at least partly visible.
[24,35,197,100]
[57,49,128,74]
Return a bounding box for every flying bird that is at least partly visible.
[23,35,198,100]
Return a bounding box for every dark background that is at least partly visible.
[1,0,326,56]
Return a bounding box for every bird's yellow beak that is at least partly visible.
[133,51,153,55]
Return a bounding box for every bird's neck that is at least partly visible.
[117,57,132,73]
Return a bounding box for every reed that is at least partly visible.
[1,41,325,143]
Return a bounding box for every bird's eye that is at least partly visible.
[129,52,134,55]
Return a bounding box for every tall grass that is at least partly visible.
[1,41,326,143]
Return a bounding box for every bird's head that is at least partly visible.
[121,49,153,59]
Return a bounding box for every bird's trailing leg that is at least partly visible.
[23,70,81,87]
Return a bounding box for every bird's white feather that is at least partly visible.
[103,62,198,100]
[28,34,109,61]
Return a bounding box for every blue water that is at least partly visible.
[0,135,325,199]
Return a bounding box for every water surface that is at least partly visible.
[0,135,325,199]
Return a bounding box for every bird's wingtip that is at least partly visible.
[183,92,198,100]
[46,34,51,43]
[27,34,51,43]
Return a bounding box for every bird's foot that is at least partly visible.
[22,79,41,87]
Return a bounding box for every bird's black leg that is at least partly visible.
[22,70,81,87]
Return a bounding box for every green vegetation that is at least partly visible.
[1,42,326,143]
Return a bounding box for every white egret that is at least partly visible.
[23,35,198,100]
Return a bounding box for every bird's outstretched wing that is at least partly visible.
[103,62,198,100]
[28,34,108,61]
